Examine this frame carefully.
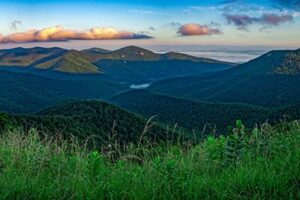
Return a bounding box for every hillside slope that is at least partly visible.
[0,70,127,113]
[111,90,300,133]
[95,59,232,83]
[0,47,66,66]
[110,90,271,133]
[0,101,173,143]
[31,50,100,74]
[150,49,300,107]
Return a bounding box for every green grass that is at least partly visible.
[0,121,299,199]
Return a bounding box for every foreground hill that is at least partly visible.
[149,49,300,107]
[111,90,300,133]
[0,46,234,78]
[0,70,127,113]
[0,101,173,143]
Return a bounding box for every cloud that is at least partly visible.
[10,20,22,30]
[261,13,293,25]
[0,26,152,43]
[149,27,156,31]
[219,0,240,4]
[178,24,222,36]
[224,13,293,30]
[130,83,151,89]
[224,14,257,30]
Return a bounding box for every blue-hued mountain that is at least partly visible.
[149,49,300,107]
[0,70,127,113]
[0,46,234,80]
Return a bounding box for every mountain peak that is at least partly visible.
[235,49,300,75]
[82,47,111,54]
[110,46,160,61]
[33,50,101,74]
[117,45,150,52]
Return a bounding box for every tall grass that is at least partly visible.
[0,121,299,200]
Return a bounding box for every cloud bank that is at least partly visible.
[0,26,152,43]
[178,24,222,36]
[224,13,293,30]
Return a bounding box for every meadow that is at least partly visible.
[0,120,299,200]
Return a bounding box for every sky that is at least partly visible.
[0,0,299,57]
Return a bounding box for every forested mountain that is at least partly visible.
[149,49,300,107]
[111,90,300,134]
[94,59,231,83]
[0,70,127,113]
[0,101,174,144]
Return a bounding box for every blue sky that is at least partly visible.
[0,0,299,49]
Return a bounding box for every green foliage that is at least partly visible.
[0,121,299,199]
[273,51,300,75]
[111,90,300,134]
[0,101,177,147]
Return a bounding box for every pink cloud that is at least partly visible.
[178,24,222,36]
[0,26,152,43]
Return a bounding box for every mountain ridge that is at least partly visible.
[0,100,180,143]
[111,89,300,134]
[0,46,235,74]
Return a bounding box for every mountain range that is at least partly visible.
[0,46,300,137]
[0,46,234,77]
[0,46,234,113]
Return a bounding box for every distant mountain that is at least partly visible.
[0,46,235,76]
[100,46,160,61]
[91,46,234,83]
[94,59,232,83]
[0,101,176,144]
[81,47,111,54]
[0,47,66,66]
[111,90,300,134]
[161,52,231,64]
[0,70,127,113]
[149,49,300,107]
